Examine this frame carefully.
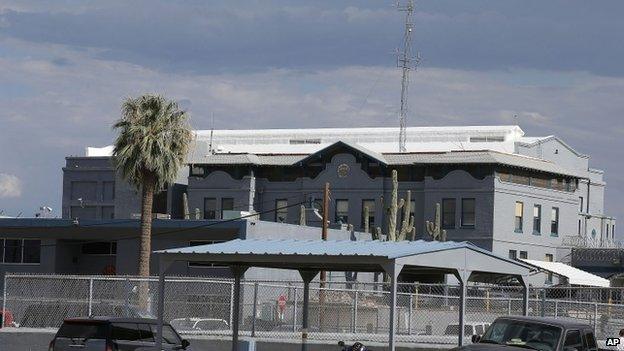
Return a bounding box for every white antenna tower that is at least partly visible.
[396,0,419,152]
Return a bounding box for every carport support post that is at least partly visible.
[383,262,403,351]
[231,265,248,351]
[156,256,173,351]
[454,270,471,348]
[299,270,319,351]
[519,275,530,316]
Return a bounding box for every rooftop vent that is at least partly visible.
[469,136,506,143]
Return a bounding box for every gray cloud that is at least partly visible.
[1,1,623,75]
[0,173,22,198]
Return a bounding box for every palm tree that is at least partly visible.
[113,94,192,277]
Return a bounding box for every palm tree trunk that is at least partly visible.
[139,173,155,276]
[138,173,155,310]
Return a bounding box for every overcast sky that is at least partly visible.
[0,1,622,236]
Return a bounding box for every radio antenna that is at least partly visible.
[396,0,420,152]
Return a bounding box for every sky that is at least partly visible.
[0,1,622,237]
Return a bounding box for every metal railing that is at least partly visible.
[2,274,623,344]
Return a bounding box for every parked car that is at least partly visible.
[49,317,191,351]
[453,316,598,351]
[170,317,229,332]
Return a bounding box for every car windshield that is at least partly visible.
[480,319,562,351]
[57,322,107,340]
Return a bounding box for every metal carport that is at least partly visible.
[154,239,533,351]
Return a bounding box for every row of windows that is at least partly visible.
[514,202,559,236]
[271,198,477,229]
[70,181,115,201]
[0,239,41,264]
[498,172,577,192]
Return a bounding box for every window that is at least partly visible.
[564,330,582,350]
[335,200,349,224]
[221,198,234,219]
[515,202,524,232]
[545,254,554,283]
[1,239,41,264]
[584,330,597,349]
[461,198,475,227]
[203,198,217,219]
[519,251,528,259]
[102,206,114,219]
[70,181,97,201]
[102,181,115,201]
[111,323,141,341]
[81,242,117,255]
[137,324,154,342]
[188,240,226,267]
[579,197,584,212]
[533,205,542,235]
[551,207,559,236]
[275,199,288,223]
[361,200,375,228]
[442,199,456,229]
[606,224,610,239]
[70,206,97,220]
[508,250,517,260]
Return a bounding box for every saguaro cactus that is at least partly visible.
[194,208,201,220]
[426,203,447,241]
[387,170,399,241]
[398,190,415,241]
[363,206,370,233]
[299,204,306,225]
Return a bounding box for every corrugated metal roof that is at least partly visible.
[186,146,579,177]
[521,259,610,287]
[157,238,509,262]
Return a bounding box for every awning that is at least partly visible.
[521,259,610,287]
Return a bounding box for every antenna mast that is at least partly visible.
[397,0,418,152]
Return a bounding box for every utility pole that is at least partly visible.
[319,182,330,331]
[397,0,419,152]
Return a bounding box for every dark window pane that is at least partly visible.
[564,330,582,347]
[275,199,288,223]
[442,199,456,229]
[335,200,348,224]
[149,325,182,345]
[111,323,141,341]
[221,198,234,219]
[137,323,154,342]
[23,240,41,264]
[81,242,114,255]
[4,239,22,263]
[203,198,216,220]
[57,322,107,339]
[461,198,475,227]
[533,205,542,234]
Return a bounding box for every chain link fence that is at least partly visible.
[2,274,623,346]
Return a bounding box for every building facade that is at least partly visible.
[58,126,615,276]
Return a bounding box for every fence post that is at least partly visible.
[251,282,258,337]
[352,291,358,334]
[507,298,512,315]
[88,278,94,317]
[593,302,598,332]
[541,289,546,317]
[229,282,235,332]
[554,300,558,318]
[408,293,413,335]
[1,272,6,328]
[125,278,131,317]
[292,286,297,333]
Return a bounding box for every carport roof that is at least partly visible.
[156,239,533,280]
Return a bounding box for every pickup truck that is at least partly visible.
[453,316,599,351]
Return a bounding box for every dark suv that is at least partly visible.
[49,317,191,351]
[455,316,598,351]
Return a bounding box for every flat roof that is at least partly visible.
[522,259,610,287]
